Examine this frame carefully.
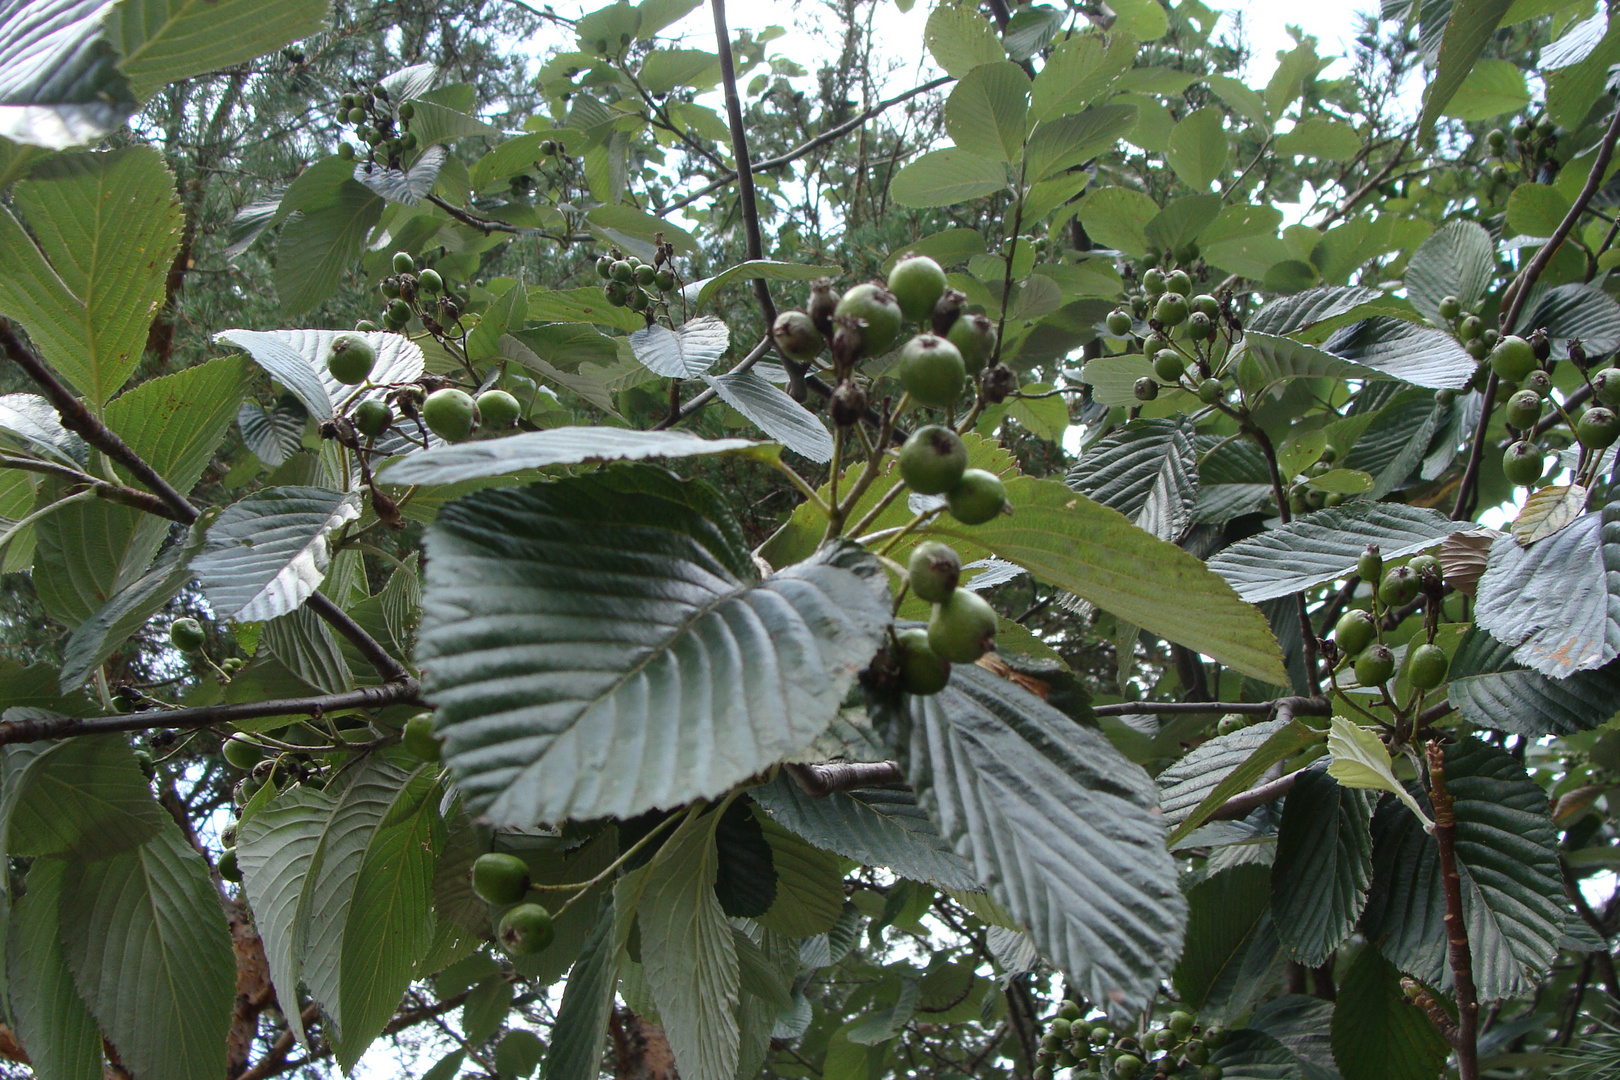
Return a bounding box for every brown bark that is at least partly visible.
[610,1009,679,1080]
[226,897,274,1077]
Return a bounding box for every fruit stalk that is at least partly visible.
[1425,741,1480,1080]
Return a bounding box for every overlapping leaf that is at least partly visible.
[355,145,447,205]
[1271,770,1374,967]
[0,393,86,466]
[1245,285,1384,336]
[215,328,424,419]
[1448,624,1620,735]
[192,487,362,621]
[0,0,134,148]
[878,664,1186,1013]
[6,859,103,1080]
[1476,512,1618,678]
[417,467,892,825]
[107,0,329,99]
[378,427,764,486]
[1330,947,1448,1080]
[0,734,166,858]
[1064,416,1197,541]
[1319,316,1477,388]
[701,369,833,463]
[629,316,729,378]
[1404,219,1495,324]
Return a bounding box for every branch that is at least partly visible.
[783,760,905,796]
[305,592,411,683]
[1427,741,1480,1078]
[1092,697,1329,717]
[0,454,175,516]
[710,0,774,327]
[1315,128,1413,229]
[1199,768,1306,827]
[425,193,532,236]
[0,679,422,746]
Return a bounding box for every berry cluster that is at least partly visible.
[1481,116,1559,188]
[373,250,461,336]
[1034,1001,1225,1080]
[1329,546,1449,692]
[334,84,418,171]
[1104,253,1236,406]
[469,852,557,957]
[509,139,567,198]
[595,242,679,319]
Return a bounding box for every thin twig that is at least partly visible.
[0,454,175,516]
[1427,741,1480,1078]
[711,0,774,327]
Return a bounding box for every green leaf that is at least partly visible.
[398,101,497,148]
[702,369,834,463]
[944,62,1030,162]
[756,811,844,936]
[629,315,729,378]
[1275,117,1362,161]
[417,469,893,825]
[1206,73,1270,133]
[1319,316,1477,389]
[541,904,621,1080]
[923,2,1006,77]
[1477,511,1616,678]
[380,427,762,486]
[1513,483,1586,545]
[1206,502,1458,603]
[1165,107,1227,191]
[1029,31,1135,121]
[1525,282,1620,353]
[889,148,1008,208]
[496,1031,545,1078]
[1448,625,1620,736]
[104,354,254,488]
[1075,186,1161,257]
[1172,864,1273,1010]
[878,664,1186,1012]
[1440,56,1529,120]
[1421,0,1515,132]
[1063,416,1197,541]
[0,147,179,405]
[1329,948,1448,1080]
[684,260,841,311]
[584,204,698,258]
[1506,182,1572,237]
[752,775,982,891]
[193,487,362,623]
[1326,718,1434,829]
[924,477,1287,682]
[273,180,385,316]
[0,735,166,858]
[108,0,328,99]
[1160,719,1324,847]
[1206,1029,1301,1080]
[638,812,740,1080]
[0,0,135,149]
[30,484,169,627]
[1246,995,1340,1080]
[60,825,236,1080]
[1023,104,1138,182]
[6,858,103,1080]
[1404,220,1495,326]
[1142,193,1222,253]
[638,48,720,93]
[499,334,626,420]
[1271,770,1374,967]
[465,274,528,363]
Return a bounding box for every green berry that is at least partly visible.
[498,902,556,955]
[422,388,479,442]
[1490,335,1537,382]
[898,333,967,407]
[385,298,412,327]
[610,259,635,283]
[1355,644,1396,686]
[476,389,522,429]
[353,399,393,439]
[908,540,961,603]
[596,255,615,279]
[1089,1027,1111,1045]
[1358,545,1382,583]
[218,847,242,883]
[1407,643,1449,690]
[655,269,676,292]
[1335,609,1377,656]
[1183,1039,1209,1066]
[1153,349,1185,383]
[1466,336,1489,360]
[927,588,998,663]
[1114,1053,1144,1080]
[626,287,650,311]
[392,251,415,274]
[1058,1000,1083,1021]
[633,264,657,287]
[1457,315,1483,342]
[1407,554,1441,582]
[222,735,264,771]
[945,468,1009,525]
[898,425,968,495]
[1379,565,1420,608]
[1438,295,1461,320]
[1591,367,1620,406]
[888,254,948,322]
[325,332,377,385]
[895,627,951,694]
[1216,713,1248,735]
[1134,377,1159,402]
[1187,310,1215,340]
[1524,369,1552,398]
[337,142,355,160]
[1199,1067,1223,1080]
[1142,268,1167,295]
[1577,406,1620,448]
[1502,440,1545,487]
[402,712,442,762]
[772,310,822,363]
[417,268,443,294]
[946,313,997,375]
[1197,378,1222,403]
[1167,1011,1195,1037]
[1487,128,1506,152]
[398,101,416,120]
[1504,389,1542,430]
[1164,269,1192,296]
[604,281,630,306]
[1154,292,1189,327]
[471,852,532,905]
[835,282,905,357]
[354,319,380,333]
[170,617,206,653]
[1107,309,1133,336]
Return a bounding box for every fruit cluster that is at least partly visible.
[595,243,679,316]
[1102,255,1234,407]
[1480,116,1559,188]
[469,851,557,957]
[1329,546,1449,692]
[372,249,461,336]
[1034,1001,1224,1080]
[333,83,418,171]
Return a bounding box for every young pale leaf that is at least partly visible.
[193,487,362,623]
[1164,106,1228,190]
[1325,718,1433,830]
[1142,192,1221,252]
[1271,770,1374,967]
[637,814,740,1080]
[1476,511,1618,678]
[629,316,729,378]
[60,826,236,1080]
[888,148,1008,208]
[1206,502,1457,603]
[1076,185,1161,258]
[1511,483,1587,545]
[1022,103,1139,182]
[923,2,1006,77]
[944,61,1030,162]
[417,468,892,825]
[6,858,103,1080]
[879,663,1186,1013]
[1419,0,1514,133]
[1330,947,1449,1080]
[702,369,834,463]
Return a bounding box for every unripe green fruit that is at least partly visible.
[1379,565,1420,608]
[908,540,961,603]
[400,131,418,151]
[610,259,634,283]
[1335,609,1377,656]
[423,388,478,443]
[655,269,676,291]
[1591,367,1620,406]
[1106,309,1133,336]
[354,319,380,333]
[895,627,951,694]
[1490,335,1537,382]
[1057,1000,1083,1022]
[1513,121,1533,140]
[353,399,393,439]
[1358,546,1382,584]
[1187,310,1215,340]
[417,268,442,294]
[1114,1054,1144,1080]
[1408,643,1449,690]
[888,254,948,322]
[1089,1027,1111,1046]
[1154,292,1189,327]
[1166,1011,1195,1037]
[1197,378,1222,403]
[898,333,967,407]
[1183,1040,1209,1066]
[1504,389,1542,429]
[476,389,521,429]
[928,588,998,663]
[1203,1027,1228,1051]
[402,712,442,762]
[1216,713,1247,735]
[1502,440,1544,486]
[1465,336,1489,360]
[1407,554,1441,581]
[626,287,649,311]
[398,100,415,120]
[222,735,264,771]
[898,425,968,495]
[947,313,997,375]
[499,902,556,955]
[596,255,615,279]
[1134,377,1159,402]
[633,264,656,287]
[325,332,377,385]
[604,281,630,306]
[1153,349,1185,382]
[835,282,905,357]
[1355,644,1396,685]
[1438,295,1461,320]
[471,852,532,905]
[1142,268,1167,295]
[1578,406,1620,448]
[1484,328,1501,348]
[380,277,402,299]
[393,251,415,274]
[337,142,355,160]
[1164,269,1192,296]
[170,617,205,652]
[1523,369,1551,398]
[1457,315,1483,342]
[1200,1066,1223,1080]
[946,468,1009,525]
[1487,128,1506,151]
[218,847,242,883]
[771,311,820,362]
[385,298,412,327]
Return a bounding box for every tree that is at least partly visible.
[0,0,1619,1078]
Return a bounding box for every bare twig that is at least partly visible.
[425,193,533,236]
[0,454,175,516]
[710,0,774,327]
[1427,741,1480,1078]
[783,760,905,796]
